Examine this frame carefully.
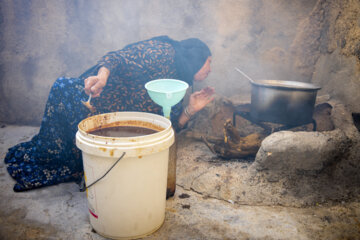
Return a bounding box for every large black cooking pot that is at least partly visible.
[250,80,321,125]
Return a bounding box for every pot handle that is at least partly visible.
[235,67,255,84]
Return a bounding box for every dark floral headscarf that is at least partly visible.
[149,36,212,85]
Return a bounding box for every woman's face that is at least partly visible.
[194,57,212,82]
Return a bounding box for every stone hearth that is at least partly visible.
[181,96,360,207]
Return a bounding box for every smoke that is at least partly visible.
[0,0,319,124]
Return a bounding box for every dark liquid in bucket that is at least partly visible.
[89,126,158,137]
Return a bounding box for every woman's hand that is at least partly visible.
[187,86,215,115]
[84,67,110,98]
[177,86,215,128]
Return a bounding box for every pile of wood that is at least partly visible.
[187,119,265,159]
[185,102,334,160]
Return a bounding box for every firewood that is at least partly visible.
[187,119,265,159]
[211,119,265,159]
[185,131,223,144]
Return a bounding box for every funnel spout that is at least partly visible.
[163,106,171,119]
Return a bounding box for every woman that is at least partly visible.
[4,35,215,192]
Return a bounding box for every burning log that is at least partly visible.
[186,119,266,159]
[211,119,265,159]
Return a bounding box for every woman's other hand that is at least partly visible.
[187,86,215,115]
[84,67,110,97]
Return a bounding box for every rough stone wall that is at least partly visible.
[290,0,360,113]
[3,0,359,124]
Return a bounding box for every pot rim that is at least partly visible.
[251,80,321,91]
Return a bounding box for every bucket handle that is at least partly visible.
[80,152,126,192]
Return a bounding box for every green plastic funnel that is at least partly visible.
[145,79,189,118]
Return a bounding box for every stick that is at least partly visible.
[201,136,217,155]
[185,131,223,144]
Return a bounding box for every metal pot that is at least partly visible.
[250,80,321,125]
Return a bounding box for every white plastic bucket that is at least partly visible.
[76,112,174,239]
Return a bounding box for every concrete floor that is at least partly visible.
[0,124,360,240]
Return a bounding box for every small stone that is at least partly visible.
[181,204,190,209]
[267,175,279,182]
[227,199,234,204]
[179,193,190,199]
[322,216,332,223]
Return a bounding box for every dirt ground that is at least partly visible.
[0,124,360,240]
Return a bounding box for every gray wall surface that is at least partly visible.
[0,0,359,125]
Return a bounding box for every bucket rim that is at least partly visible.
[77,111,172,141]
[76,111,175,158]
